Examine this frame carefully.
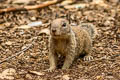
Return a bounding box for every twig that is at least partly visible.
[0,0,63,14]
[0,37,37,64]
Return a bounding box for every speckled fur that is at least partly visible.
[48,18,97,71]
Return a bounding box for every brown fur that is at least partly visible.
[48,18,97,71]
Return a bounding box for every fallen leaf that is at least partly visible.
[12,0,31,4]
[18,25,31,29]
[43,56,49,60]
[92,0,104,4]
[109,0,119,3]
[77,64,83,68]
[28,21,42,27]
[5,41,13,45]
[40,28,50,35]
[29,71,44,76]
[2,68,16,76]
[61,0,74,6]
[62,75,70,80]
[17,21,43,29]
[0,24,5,29]
[64,3,89,9]
[91,0,108,7]
[0,75,14,80]
[106,75,114,79]
[96,75,103,80]
[0,68,16,80]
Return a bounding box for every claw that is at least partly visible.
[84,55,93,61]
[46,67,56,72]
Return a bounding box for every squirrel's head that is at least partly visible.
[50,18,71,38]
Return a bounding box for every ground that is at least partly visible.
[0,0,120,80]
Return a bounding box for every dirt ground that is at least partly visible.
[0,0,120,80]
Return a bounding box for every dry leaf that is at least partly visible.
[0,24,5,29]
[77,64,83,68]
[0,68,16,80]
[5,41,13,45]
[109,0,119,3]
[96,75,103,80]
[29,71,44,76]
[91,0,108,7]
[0,75,14,80]
[12,0,31,4]
[62,75,70,80]
[92,0,104,4]
[64,3,89,9]
[61,0,74,6]
[2,68,16,76]
[40,28,50,35]
[43,56,49,60]
[18,25,31,29]
[28,21,42,27]
[17,21,42,29]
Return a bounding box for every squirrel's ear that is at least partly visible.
[55,13,58,19]
[49,23,51,30]
[66,12,70,24]
[48,20,51,30]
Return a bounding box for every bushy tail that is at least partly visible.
[80,23,97,38]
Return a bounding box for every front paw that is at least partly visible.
[62,65,70,70]
[47,67,56,72]
[62,67,67,70]
[84,55,93,61]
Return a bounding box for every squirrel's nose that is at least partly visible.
[52,29,56,33]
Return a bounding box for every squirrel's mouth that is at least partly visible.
[52,32,61,36]
[51,32,69,38]
[52,34,60,37]
[52,34,69,39]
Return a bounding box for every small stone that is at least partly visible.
[96,75,103,80]
[26,74,32,80]
[4,22,11,27]
[30,17,36,21]
[104,20,111,26]
[77,64,83,68]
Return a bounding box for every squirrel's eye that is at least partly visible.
[62,22,66,27]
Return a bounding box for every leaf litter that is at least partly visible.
[0,0,120,80]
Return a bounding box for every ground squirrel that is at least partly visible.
[48,18,97,71]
